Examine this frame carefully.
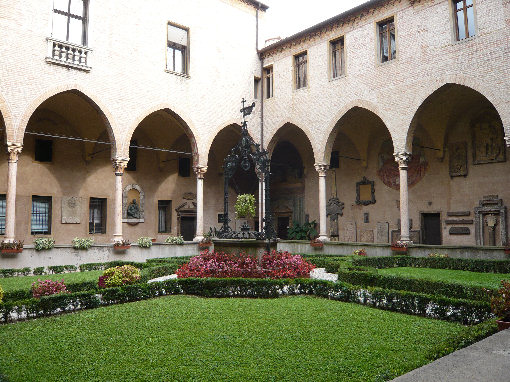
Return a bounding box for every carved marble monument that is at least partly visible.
[61,196,81,224]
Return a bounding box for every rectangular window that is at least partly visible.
[35,139,53,162]
[294,52,307,89]
[167,23,189,75]
[127,140,137,171]
[31,196,52,235]
[158,200,172,233]
[378,18,396,62]
[178,157,191,177]
[52,0,88,46]
[254,77,261,99]
[330,38,345,79]
[330,151,340,169]
[0,195,5,235]
[264,66,273,98]
[89,197,106,234]
[454,0,475,40]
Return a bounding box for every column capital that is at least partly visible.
[112,157,129,175]
[394,151,412,169]
[6,142,22,163]
[193,165,207,179]
[314,163,329,177]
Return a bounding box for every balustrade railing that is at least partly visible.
[46,38,92,71]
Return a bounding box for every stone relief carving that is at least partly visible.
[472,111,506,165]
[123,184,145,223]
[326,197,344,238]
[61,196,81,224]
[449,142,468,177]
[474,195,507,246]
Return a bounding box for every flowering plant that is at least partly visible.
[34,238,55,251]
[353,248,367,256]
[490,280,510,322]
[391,241,408,248]
[176,250,315,279]
[137,237,153,248]
[114,239,131,247]
[72,237,94,250]
[31,279,68,299]
[428,253,448,258]
[165,236,184,245]
[234,194,256,218]
[0,240,24,250]
[98,265,141,288]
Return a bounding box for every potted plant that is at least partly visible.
[310,238,324,249]
[137,237,153,248]
[198,232,212,249]
[34,237,55,251]
[391,241,408,253]
[234,194,256,231]
[504,247,510,255]
[165,236,184,245]
[114,239,131,251]
[72,237,94,250]
[353,248,367,256]
[1,240,24,254]
[288,220,318,241]
[490,280,510,331]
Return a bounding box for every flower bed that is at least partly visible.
[176,251,315,279]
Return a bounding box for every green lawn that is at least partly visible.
[0,270,103,292]
[0,295,464,382]
[378,267,510,289]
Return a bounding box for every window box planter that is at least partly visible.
[1,248,23,255]
[496,320,510,331]
[114,245,131,251]
[310,240,323,249]
[391,246,408,253]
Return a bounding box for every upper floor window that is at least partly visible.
[52,0,88,46]
[454,0,475,40]
[294,52,308,89]
[264,66,273,98]
[167,23,189,75]
[330,38,345,79]
[32,196,52,235]
[0,195,5,235]
[35,139,53,163]
[178,157,191,177]
[378,18,396,62]
[254,77,261,99]
[127,140,137,171]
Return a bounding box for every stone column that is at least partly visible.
[112,158,128,243]
[315,163,330,241]
[4,143,22,243]
[394,151,412,243]
[193,165,207,242]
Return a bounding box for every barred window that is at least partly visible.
[158,200,172,233]
[454,0,475,40]
[89,198,106,234]
[167,23,189,75]
[294,52,308,89]
[331,38,345,79]
[31,196,52,235]
[379,18,396,62]
[0,195,5,235]
[52,0,88,46]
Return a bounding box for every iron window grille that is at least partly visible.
[379,18,396,62]
[454,0,475,40]
[294,52,308,89]
[89,197,106,234]
[0,195,5,235]
[158,200,172,233]
[31,196,52,235]
[52,0,89,46]
[167,23,189,75]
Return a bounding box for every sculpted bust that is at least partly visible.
[127,199,141,219]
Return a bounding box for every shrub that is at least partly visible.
[490,280,510,321]
[34,238,55,251]
[176,251,315,279]
[98,265,141,288]
[33,267,45,275]
[72,237,94,250]
[165,236,184,245]
[137,237,153,248]
[31,279,68,299]
[234,194,256,218]
[48,265,65,274]
[353,249,367,256]
[288,221,318,240]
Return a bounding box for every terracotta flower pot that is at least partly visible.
[199,243,211,249]
[391,246,407,253]
[114,245,131,251]
[496,320,510,331]
[310,242,323,249]
[504,248,510,255]
[151,238,157,243]
[1,248,23,254]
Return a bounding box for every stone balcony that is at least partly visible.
[46,37,92,71]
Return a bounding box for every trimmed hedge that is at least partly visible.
[0,268,31,278]
[352,256,510,273]
[337,270,492,302]
[0,278,492,325]
[302,256,350,273]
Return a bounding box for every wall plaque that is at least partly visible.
[360,229,374,243]
[61,197,81,224]
[449,227,470,235]
[356,177,375,205]
[376,222,389,243]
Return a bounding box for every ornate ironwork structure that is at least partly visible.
[214,99,276,241]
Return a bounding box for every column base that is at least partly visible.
[318,235,330,242]
[193,236,204,243]
[2,237,15,244]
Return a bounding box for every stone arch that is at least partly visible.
[323,100,394,164]
[266,122,317,162]
[404,77,508,152]
[16,84,119,157]
[203,118,242,165]
[126,105,199,167]
[0,93,14,144]
[205,123,243,169]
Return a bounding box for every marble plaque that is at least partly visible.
[449,227,470,235]
[343,221,357,242]
[360,229,374,243]
[61,197,81,224]
[376,222,389,243]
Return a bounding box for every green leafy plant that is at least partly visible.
[0,240,24,250]
[98,265,141,288]
[234,194,256,218]
[72,237,94,250]
[490,280,510,321]
[137,237,153,248]
[287,220,318,240]
[114,239,131,247]
[34,238,55,251]
[429,253,448,258]
[32,267,45,275]
[353,249,367,256]
[165,236,184,245]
